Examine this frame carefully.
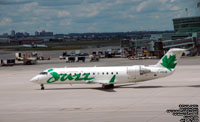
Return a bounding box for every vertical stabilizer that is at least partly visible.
[155,48,186,71]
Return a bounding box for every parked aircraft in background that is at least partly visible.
[22,44,47,48]
[22,44,32,48]
[30,48,185,90]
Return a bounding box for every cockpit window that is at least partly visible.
[40,72,48,75]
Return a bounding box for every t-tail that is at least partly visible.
[154,48,186,71]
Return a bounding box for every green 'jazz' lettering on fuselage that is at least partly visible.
[60,74,73,81]
[73,73,84,81]
[47,72,60,83]
[82,73,94,80]
[46,70,95,83]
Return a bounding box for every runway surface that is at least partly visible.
[0,54,199,122]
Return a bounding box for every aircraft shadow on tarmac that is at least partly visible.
[42,84,200,92]
[45,87,117,92]
[115,84,200,89]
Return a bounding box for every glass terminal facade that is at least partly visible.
[173,16,200,33]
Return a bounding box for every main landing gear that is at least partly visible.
[41,84,45,90]
[102,84,114,89]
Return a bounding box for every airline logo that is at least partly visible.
[46,69,117,84]
[47,69,94,83]
[161,54,177,71]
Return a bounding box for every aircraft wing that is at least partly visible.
[87,75,116,84]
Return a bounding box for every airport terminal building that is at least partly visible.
[121,16,200,57]
[173,16,200,34]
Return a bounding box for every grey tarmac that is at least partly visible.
[0,50,199,122]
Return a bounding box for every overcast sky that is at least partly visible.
[0,0,200,34]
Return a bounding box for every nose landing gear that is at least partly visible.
[41,84,45,90]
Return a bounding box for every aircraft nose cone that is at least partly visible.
[30,76,39,83]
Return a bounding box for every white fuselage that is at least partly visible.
[31,65,172,85]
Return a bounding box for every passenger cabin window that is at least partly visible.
[40,72,48,75]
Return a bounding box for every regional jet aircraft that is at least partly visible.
[30,48,185,90]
